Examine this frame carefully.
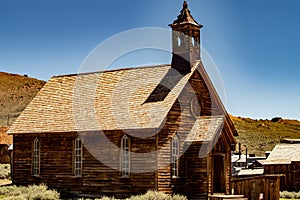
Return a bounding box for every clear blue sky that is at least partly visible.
[1,0,299,120]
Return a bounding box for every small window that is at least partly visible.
[121,135,130,177]
[171,135,180,177]
[177,37,181,47]
[74,137,82,176]
[32,137,40,176]
[192,37,195,46]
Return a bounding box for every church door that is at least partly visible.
[213,155,226,193]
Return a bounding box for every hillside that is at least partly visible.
[231,115,300,156]
[0,72,46,126]
[1,71,299,156]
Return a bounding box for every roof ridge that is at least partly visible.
[53,64,171,78]
[196,115,225,119]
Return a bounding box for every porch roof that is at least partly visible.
[185,116,224,142]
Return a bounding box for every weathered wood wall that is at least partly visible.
[184,142,209,199]
[13,133,77,186]
[207,132,232,195]
[233,175,281,200]
[13,131,157,198]
[156,98,191,195]
[81,130,157,197]
[156,68,234,199]
[156,68,211,198]
[295,162,300,191]
[264,162,300,191]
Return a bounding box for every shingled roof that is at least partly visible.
[8,63,199,134]
[185,116,225,142]
[264,143,300,165]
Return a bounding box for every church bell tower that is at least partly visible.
[170,1,203,74]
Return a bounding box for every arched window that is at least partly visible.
[74,137,82,176]
[171,135,180,177]
[121,135,130,177]
[32,137,40,176]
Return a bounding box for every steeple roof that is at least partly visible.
[170,1,202,27]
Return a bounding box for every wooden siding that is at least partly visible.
[156,69,208,197]
[209,132,232,195]
[81,130,157,197]
[156,69,235,199]
[13,132,157,198]
[264,162,300,191]
[13,133,76,186]
[233,175,281,200]
[156,70,201,195]
[184,143,209,199]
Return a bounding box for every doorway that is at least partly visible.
[213,155,225,193]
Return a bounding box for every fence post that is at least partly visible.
[7,114,10,126]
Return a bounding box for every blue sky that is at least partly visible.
[0,0,299,120]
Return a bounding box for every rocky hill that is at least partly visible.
[0,72,46,126]
[231,115,300,156]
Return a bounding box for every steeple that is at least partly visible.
[170,1,203,74]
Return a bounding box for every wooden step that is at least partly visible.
[209,194,247,200]
[209,197,248,200]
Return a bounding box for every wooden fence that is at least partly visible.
[232,175,281,200]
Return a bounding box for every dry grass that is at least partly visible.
[81,191,187,200]
[0,72,45,126]
[280,191,300,199]
[0,188,186,200]
[231,115,300,156]
[0,184,60,200]
[0,179,12,186]
[0,164,10,180]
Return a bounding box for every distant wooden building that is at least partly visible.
[0,127,13,164]
[8,1,238,199]
[263,140,300,191]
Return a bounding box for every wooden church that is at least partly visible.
[8,1,238,199]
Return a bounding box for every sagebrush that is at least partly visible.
[0,164,10,179]
[0,184,60,200]
[280,191,300,199]
[125,190,187,200]
[82,191,187,200]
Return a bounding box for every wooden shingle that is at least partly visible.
[264,143,300,165]
[8,63,198,134]
[185,116,224,142]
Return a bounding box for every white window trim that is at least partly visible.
[32,137,40,176]
[74,137,83,177]
[120,135,130,177]
[171,134,180,178]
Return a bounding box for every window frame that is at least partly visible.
[32,137,40,176]
[171,134,180,178]
[74,137,83,177]
[120,135,130,177]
